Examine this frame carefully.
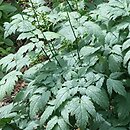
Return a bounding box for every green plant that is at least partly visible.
[0,0,18,82]
[0,0,130,130]
[0,0,17,57]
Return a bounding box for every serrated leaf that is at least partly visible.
[0,71,22,100]
[46,116,58,130]
[6,61,16,72]
[86,85,109,109]
[57,117,69,130]
[51,117,70,130]
[30,91,50,119]
[23,63,42,81]
[43,31,61,40]
[122,39,130,51]
[58,25,78,42]
[4,22,18,38]
[17,32,34,40]
[80,46,100,57]
[115,93,130,119]
[16,56,30,70]
[61,106,70,125]
[96,76,105,88]
[0,54,14,70]
[54,117,70,130]
[112,45,122,56]
[79,87,87,95]
[17,20,35,32]
[69,96,96,130]
[40,105,55,125]
[16,42,35,58]
[109,72,123,79]
[55,87,70,109]
[107,78,126,96]
[83,21,104,41]
[109,54,122,72]
[124,50,130,65]
[24,121,38,130]
[0,103,13,118]
[81,96,96,117]
[70,87,79,96]
[105,32,119,46]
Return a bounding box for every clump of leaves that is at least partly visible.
[0,0,130,130]
[0,0,18,57]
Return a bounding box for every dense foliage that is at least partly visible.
[0,0,17,57]
[0,0,130,130]
[0,0,19,80]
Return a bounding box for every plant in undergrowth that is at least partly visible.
[0,0,19,82]
[0,0,18,57]
[1,0,130,130]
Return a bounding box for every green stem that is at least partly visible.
[30,0,63,65]
[65,0,74,11]
[20,5,51,62]
[50,42,58,56]
[30,0,40,26]
[48,42,62,68]
[67,12,81,61]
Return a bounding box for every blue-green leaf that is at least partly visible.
[107,78,126,96]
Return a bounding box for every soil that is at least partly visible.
[0,80,27,107]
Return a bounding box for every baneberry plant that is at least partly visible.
[0,0,130,130]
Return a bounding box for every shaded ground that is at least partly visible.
[0,80,27,107]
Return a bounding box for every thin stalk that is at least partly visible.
[48,43,62,68]
[50,42,58,56]
[65,0,74,11]
[41,14,48,30]
[41,47,51,62]
[20,7,51,62]
[30,0,40,26]
[30,0,62,67]
[67,12,81,61]
[40,15,62,67]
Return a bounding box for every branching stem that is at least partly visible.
[65,0,74,11]
[67,12,81,62]
[30,0,63,66]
